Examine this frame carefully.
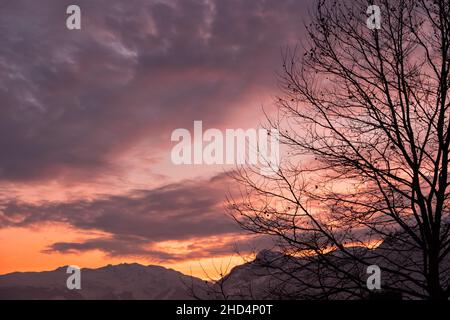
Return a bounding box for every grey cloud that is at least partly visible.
[0,0,311,181]
[0,172,277,261]
[45,232,276,262]
[1,174,238,240]
[45,236,181,262]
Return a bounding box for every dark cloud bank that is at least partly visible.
[1,173,244,261]
[0,0,310,181]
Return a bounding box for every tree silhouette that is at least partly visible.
[229,0,450,300]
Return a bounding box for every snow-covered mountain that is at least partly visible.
[0,263,206,300]
[2,240,449,300]
[205,243,450,300]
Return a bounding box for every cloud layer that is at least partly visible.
[0,0,310,263]
[1,173,245,260]
[0,0,309,182]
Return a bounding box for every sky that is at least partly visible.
[0,0,312,279]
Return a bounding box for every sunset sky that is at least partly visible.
[0,0,312,278]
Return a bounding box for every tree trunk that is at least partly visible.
[428,250,446,300]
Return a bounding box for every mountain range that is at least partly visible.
[0,263,206,300]
[1,241,449,299]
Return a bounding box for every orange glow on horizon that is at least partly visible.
[0,224,249,280]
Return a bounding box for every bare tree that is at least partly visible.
[229,0,450,300]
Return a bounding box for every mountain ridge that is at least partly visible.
[0,262,207,300]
